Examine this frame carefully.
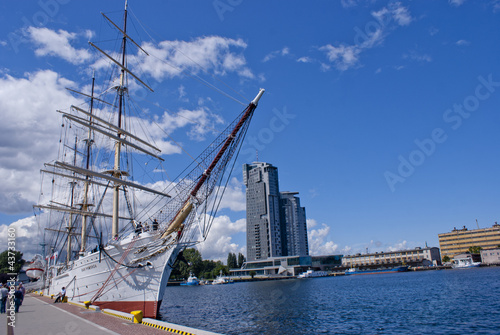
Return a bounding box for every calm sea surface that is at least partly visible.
[160,267,500,334]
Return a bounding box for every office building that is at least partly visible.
[280,192,309,257]
[438,223,500,258]
[480,248,500,265]
[230,254,342,277]
[243,162,309,262]
[244,162,283,261]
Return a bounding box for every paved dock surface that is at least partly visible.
[4,294,177,335]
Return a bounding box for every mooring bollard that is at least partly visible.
[131,310,143,324]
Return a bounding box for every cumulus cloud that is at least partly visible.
[196,215,246,261]
[27,27,92,64]
[0,70,81,213]
[386,240,408,252]
[218,177,246,212]
[0,217,41,260]
[129,36,253,81]
[26,27,256,83]
[307,219,339,255]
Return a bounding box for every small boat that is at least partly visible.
[345,266,408,275]
[212,270,234,285]
[26,255,45,279]
[297,269,328,278]
[452,257,481,269]
[180,273,199,286]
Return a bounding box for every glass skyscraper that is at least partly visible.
[243,162,309,262]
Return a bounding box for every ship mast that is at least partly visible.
[79,73,96,255]
[67,137,77,263]
[111,1,129,238]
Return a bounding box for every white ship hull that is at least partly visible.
[44,232,182,318]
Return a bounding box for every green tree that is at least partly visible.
[183,248,203,275]
[212,261,228,278]
[0,250,25,274]
[227,252,237,269]
[442,255,450,263]
[468,246,482,254]
[237,253,246,268]
[249,270,256,279]
[201,259,217,279]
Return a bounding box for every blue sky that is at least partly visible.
[1,0,500,261]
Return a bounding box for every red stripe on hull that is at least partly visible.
[92,300,160,319]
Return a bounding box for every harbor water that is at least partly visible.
[160,267,500,334]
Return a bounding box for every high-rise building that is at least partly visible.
[438,223,500,258]
[243,162,309,262]
[280,192,309,257]
[243,162,283,261]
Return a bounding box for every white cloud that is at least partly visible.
[27,27,92,64]
[0,70,82,213]
[196,215,246,261]
[372,2,413,26]
[0,69,231,217]
[386,240,408,252]
[0,217,41,260]
[320,44,361,71]
[307,219,339,255]
[263,47,290,62]
[134,36,253,81]
[297,57,312,63]
[218,177,246,212]
[152,106,224,143]
[390,2,413,26]
[320,3,411,71]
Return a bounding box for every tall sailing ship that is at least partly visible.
[34,2,264,318]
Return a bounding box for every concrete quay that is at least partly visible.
[3,294,221,335]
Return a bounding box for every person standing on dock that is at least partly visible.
[18,283,25,305]
[14,286,23,312]
[0,284,8,313]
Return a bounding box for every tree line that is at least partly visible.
[170,249,246,281]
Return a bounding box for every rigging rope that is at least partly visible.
[90,238,138,303]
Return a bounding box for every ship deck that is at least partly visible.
[6,294,219,335]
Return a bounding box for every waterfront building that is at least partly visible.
[342,247,441,268]
[230,255,343,277]
[480,248,500,265]
[438,223,500,258]
[243,162,309,262]
[452,252,481,265]
[280,192,309,257]
[244,162,284,261]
